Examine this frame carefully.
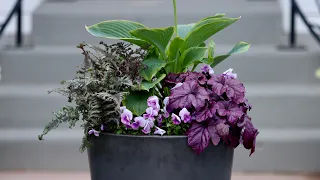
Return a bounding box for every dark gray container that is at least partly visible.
[87,133,234,180]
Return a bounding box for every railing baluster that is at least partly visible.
[16,0,22,47]
[290,0,296,47]
[0,0,23,47]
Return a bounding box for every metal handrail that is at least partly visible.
[289,0,320,47]
[0,0,23,47]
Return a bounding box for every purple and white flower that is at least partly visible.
[172,82,183,90]
[88,129,99,137]
[163,97,170,118]
[154,126,166,136]
[172,113,181,125]
[121,109,133,125]
[179,108,191,123]
[201,65,214,75]
[131,117,147,130]
[142,119,155,134]
[100,124,105,131]
[223,68,237,79]
[120,106,126,113]
[143,107,158,120]
[147,96,160,112]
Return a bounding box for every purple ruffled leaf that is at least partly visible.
[224,78,245,104]
[186,122,210,154]
[215,101,243,125]
[168,80,209,111]
[195,101,217,122]
[243,121,259,156]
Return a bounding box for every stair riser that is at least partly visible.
[33,11,282,45]
[0,138,319,172]
[1,48,320,84]
[1,93,320,128]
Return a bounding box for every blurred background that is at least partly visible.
[0,0,320,179]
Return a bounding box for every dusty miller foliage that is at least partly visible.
[38,42,146,152]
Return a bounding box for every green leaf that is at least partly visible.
[140,57,166,82]
[124,91,152,116]
[167,37,184,62]
[181,17,239,51]
[140,74,166,91]
[205,40,216,64]
[177,23,196,39]
[196,13,226,27]
[180,47,207,68]
[211,41,250,67]
[130,27,174,58]
[85,20,147,46]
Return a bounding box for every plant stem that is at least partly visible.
[173,0,178,37]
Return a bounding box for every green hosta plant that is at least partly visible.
[85,0,250,116]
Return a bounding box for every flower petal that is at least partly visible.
[172,113,181,125]
[154,126,166,136]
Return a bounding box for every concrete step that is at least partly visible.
[0,127,319,172]
[1,84,320,129]
[1,45,320,84]
[32,0,282,45]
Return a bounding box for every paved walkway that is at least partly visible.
[0,172,319,180]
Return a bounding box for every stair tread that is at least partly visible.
[1,83,320,97]
[35,0,280,15]
[0,127,320,142]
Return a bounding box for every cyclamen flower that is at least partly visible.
[223,68,237,79]
[143,107,158,120]
[121,109,133,125]
[154,126,166,136]
[100,124,105,131]
[172,113,181,125]
[201,65,214,75]
[179,108,191,123]
[147,96,160,112]
[131,117,147,130]
[88,129,99,137]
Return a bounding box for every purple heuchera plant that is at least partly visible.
[166,66,259,156]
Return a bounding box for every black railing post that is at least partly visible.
[16,0,22,47]
[290,0,296,47]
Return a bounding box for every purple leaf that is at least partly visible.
[224,78,245,104]
[243,121,259,156]
[215,101,243,125]
[186,122,210,154]
[207,75,225,96]
[195,101,217,122]
[168,80,209,111]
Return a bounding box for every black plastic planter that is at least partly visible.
[87,133,234,180]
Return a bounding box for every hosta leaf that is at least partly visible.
[205,40,216,64]
[140,74,166,91]
[211,41,250,67]
[181,47,207,68]
[177,23,196,39]
[181,17,239,51]
[123,91,152,116]
[140,57,166,81]
[167,37,184,62]
[130,27,174,58]
[195,13,226,28]
[85,20,147,46]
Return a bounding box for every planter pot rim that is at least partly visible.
[101,132,187,139]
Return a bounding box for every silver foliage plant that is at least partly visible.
[38,42,146,152]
